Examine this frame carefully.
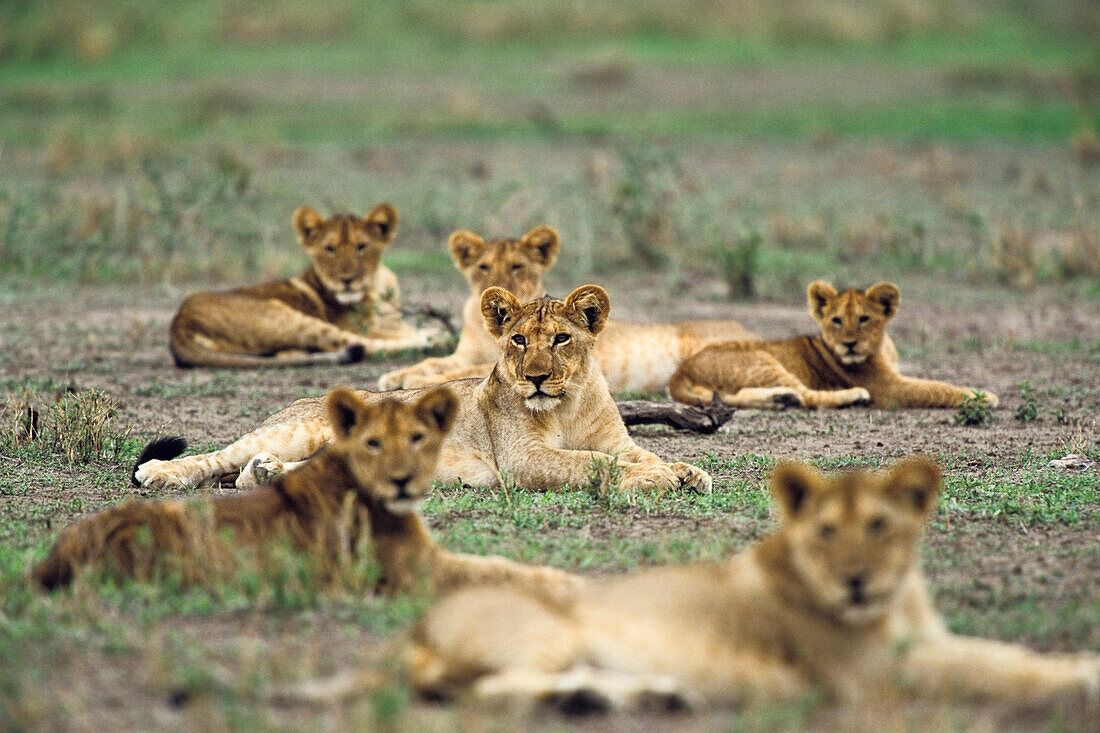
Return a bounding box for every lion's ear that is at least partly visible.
[449,230,486,269]
[480,287,523,337]
[864,281,901,320]
[415,387,459,436]
[883,457,941,518]
[563,284,610,335]
[293,207,326,244]
[363,203,399,244]
[770,462,822,520]
[519,225,560,269]
[806,281,837,320]
[326,387,372,439]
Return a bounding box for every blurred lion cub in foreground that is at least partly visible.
[408,459,1097,712]
[671,281,997,410]
[33,387,576,598]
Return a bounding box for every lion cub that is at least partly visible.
[670,280,997,409]
[169,204,439,368]
[378,225,758,393]
[33,386,576,597]
[408,459,1098,712]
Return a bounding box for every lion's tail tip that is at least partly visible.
[131,436,188,486]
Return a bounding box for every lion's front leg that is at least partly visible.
[504,445,619,492]
[135,420,331,491]
[872,373,998,409]
[900,634,1099,707]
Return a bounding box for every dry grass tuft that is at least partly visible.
[988,215,1100,289]
[1,387,132,463]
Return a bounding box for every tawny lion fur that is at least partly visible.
[670,280,998,410]
[169,204,439,368]
[33,387,577,598]
[133,285,711,495]
[377,225,783,393]
[406,459,1098,712]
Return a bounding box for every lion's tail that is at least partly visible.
[131,436,189,486]
[31,500,154,590]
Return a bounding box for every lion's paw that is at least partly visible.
[377,368,434,391]
[670,462,712,494]
[771,389,804,409]
[842,388,872,408]
[236,452,284,490]
[132,460,196,491]
[375,370,404,391]
[619,463,678,493]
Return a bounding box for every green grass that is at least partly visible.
[1,1,1097,147]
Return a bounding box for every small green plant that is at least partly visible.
[1014,381,1040,422]
[585,453,624,502]
[1050,403,1078,426]
[953,391,994,427]
[716,228,761,300]
[497,468,518,509]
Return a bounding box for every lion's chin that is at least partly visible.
[334,291,366,305]
[838,602,887,625]
[383,498,424,515]
[839,353,867,365]
[524,394,561,411]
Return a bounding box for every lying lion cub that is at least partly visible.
[378,225,763,393]
[169,204,439,368]
[408,459,1098,712]
[33,386,576,598]
[134,285,711,495]
[670,280,997,409]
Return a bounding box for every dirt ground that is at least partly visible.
[2,273,1098,730]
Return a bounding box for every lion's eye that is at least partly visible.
[858,315,870,325]
[818,524,836,541]
[511,334,526,347]
[867,516,886,535]
[410,432,424,444]
[366,437,381,449]
[553,333,571,345]
[511,264,524,272]
[478,264,491,272]
[357,243,368,253]
[831,317,842,326]
[325,245,337,256]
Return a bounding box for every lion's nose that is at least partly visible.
[846,574,866,603]
[392,475,413,496]
[527,373,550,388]
[842,340,858,350]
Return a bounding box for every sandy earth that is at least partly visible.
[1,278,1097,730]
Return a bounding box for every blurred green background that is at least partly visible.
[1,0,1097,295]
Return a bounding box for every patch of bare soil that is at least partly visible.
[1,280,1097,731]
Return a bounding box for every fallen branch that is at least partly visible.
[617,395,735,433]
